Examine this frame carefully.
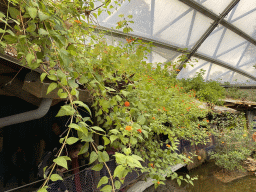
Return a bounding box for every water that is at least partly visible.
[178,161,256,192]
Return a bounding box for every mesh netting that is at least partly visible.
[47,159,141,192]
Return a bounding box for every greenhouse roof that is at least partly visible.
[95,0,256,85]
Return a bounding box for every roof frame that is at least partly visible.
[177,0,241,70]
[178,0,256,46]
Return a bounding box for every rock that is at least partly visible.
[244,157,256,172]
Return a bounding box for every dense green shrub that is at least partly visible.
[210,113,256,172]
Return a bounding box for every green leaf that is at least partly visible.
[177,179,181,186]
[40,73,47,82]
[39,28,49,35]
[114,180,121,189]
[130,137,137,145]
[69,123,82,132]
[38,10,50,21]
[3,35,17,43]
[6,29,15,36]
[37,186,48,192]
[9,7,19,19]
[89,151,98,164]
[91,126,105,133]
[110,135,118,143]
[59,138,64,144]
[116,95,122,101]
[114,153,126,165]
[78,142,89,155]
[0,12,5,18]
[137,115,146,125]
[61,77,68,86]
[120,90,129,97]
[50,174,63,182]
[27,7,37,19]
[48,74,58,81]
[97,145,104,151]
[80,132,93,142]
[131,155,144,162]
[97,176,109,188]
[113,165,125,179]
[66,137,79,145]
[68,78,78,88]
[91,163,103,171]
[103,136,110,146]
[47,82,57,94]
[123,148,131,155]
[100,185,112,192]
[127,15,133,19]
[53,156,68,169]
[56,105,76,117]
[57,89,68,99]
[56,70,65,78]
[73,101,91,116]
[79,75,88,84]
[98,151,109,163]
[26,53,35,65]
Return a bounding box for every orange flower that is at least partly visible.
[152,117,155,120]
[206,120,209,123]
[150,163,154,168]
[124,101,130,107]
[163,107,167,111]
[166,144,171,148]
[125,126,132,131]
[74,20,82,24]
[175,69,180,72]
[157,181,160,185]
[137,129,142,133]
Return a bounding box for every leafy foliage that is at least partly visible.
[0,0,229,190]
[210,113,256,172]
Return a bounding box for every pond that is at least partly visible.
[178,161,256,192]
[144,161,256,192]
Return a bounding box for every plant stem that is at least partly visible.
[91,142,115,192]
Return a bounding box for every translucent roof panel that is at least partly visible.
[226,0,256,40]
[177,57,233,83]
[231,73,256,84]
[197,0,234,15]
[97,0,213,48]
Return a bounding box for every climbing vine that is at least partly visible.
[0,0,227,191]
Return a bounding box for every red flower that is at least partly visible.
[125,126,132,131]
[137,129,142,133]
[157,181,160,184]
[124,101,130,107]
[74,20,82,24]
